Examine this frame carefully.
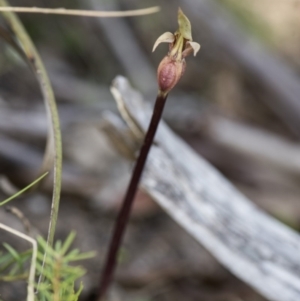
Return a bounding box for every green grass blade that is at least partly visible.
[0,172,48,207]
[60,231,76,256]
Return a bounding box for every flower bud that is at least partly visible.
[153,8,200,95]
[157,56,186,94]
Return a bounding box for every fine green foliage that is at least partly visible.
[0,247,31,281]
[0,232,95,301]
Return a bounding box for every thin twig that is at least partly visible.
[97,92,168,300]
[0,6,160,17]
[5,206,32,235]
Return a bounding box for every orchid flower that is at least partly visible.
[153,8,201,94]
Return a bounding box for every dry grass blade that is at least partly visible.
[0,0,62,287]
[0,6,160,17]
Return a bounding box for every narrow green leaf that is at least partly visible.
[0,172,48,207]
[65,251,96,262]
[2,243,22,272]
[60,231,76,256]
[54,240,62,252]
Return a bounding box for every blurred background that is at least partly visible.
[1,0,300,300]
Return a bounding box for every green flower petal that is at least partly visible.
[178,8,192,41]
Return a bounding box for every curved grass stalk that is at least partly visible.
[0,0,63,286]
[0,223,37,301]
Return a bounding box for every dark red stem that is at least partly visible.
[97,92,168,300]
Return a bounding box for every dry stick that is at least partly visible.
[97,92,168,299]
[6,206,32,234]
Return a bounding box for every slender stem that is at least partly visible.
[97,92,168,300]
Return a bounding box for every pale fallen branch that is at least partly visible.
[106,76,300,301]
